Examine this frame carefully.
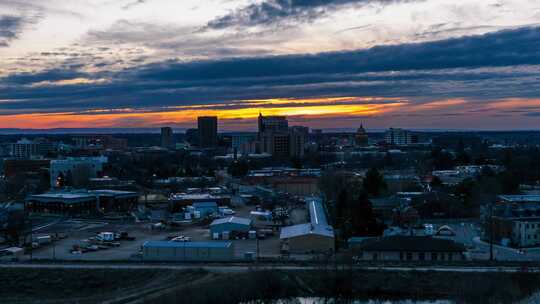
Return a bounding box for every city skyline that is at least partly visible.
[1,1,540,130]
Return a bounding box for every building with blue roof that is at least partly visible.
[210,216,252,235]
[192,201,218,216]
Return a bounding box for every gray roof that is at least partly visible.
[27,193,96,203]
[357,236,466,252]
[210,216,251,226]
[280,223,334,239]
[307,198,328,226]
[193,202,218,208]
[143,241,232,249]
[89,190,138,198]
[499,195,540,203]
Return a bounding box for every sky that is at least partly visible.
[1,0,540,131]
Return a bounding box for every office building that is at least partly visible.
[11,138,38,159]
[197,116,218,148]
[258,113,288,137]
[289,126,308,158]
[384,128,418,145]
[491,195,540,247]
[160,127,174,148]
[50,156,108,188]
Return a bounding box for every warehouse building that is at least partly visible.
[210,216,252,235]
[26,192,98,216]
[354,236,467,261]
[142,241,234,261]
[280,197,335,254]
[169,193,230,213]
[26,189,138,216]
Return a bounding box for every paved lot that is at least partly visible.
[29,207,283,261]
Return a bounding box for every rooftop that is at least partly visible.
[29,193,96,200]
[280,223,334,239]
[499,195,540,203]
[193,202,218,208]
[308,198,328,226]
[170,193,219,200]
[357,236,466,252]
[210,216,252,226]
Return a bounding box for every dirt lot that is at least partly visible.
[0,267,208,304]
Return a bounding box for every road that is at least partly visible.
[1,262,538,273]
[473,237,540,261]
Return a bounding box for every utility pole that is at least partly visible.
[53,232,56,261]
[256,237,260,265]
[489,202,494,261]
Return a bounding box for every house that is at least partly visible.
[355,235,466,261]
[210,216,252,235]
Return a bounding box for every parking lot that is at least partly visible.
[28,204,290,261]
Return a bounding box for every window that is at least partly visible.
[419,252,425,261]
[448,253,453,261]
[406,252,413,261]
[431,252,438,261]
[373,253,378,261]
[399,252,404,261]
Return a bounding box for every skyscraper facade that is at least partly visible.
[160,127,174,148]
[198,116,218,148]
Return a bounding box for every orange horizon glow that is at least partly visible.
[0,97,407,129]
[1,96,539,130]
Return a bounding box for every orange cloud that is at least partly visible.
[0,96,405,129]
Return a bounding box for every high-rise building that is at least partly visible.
[355,123,369,146]
[384,128,417,145]
[160,127,174,148]
[198,116,218,148]
[258,113,289,157]
[289,126,309,158]
[258,113,288,136]
[11,138,38,159]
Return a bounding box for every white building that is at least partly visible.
[50,156,108,188]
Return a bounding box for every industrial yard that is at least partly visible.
[26,204,292,262]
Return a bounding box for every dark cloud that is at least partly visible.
[1,26,540,114]
[135,26,540,80]
[122,0,146,10]
[206,0,417,29]
[0,15,26,47]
